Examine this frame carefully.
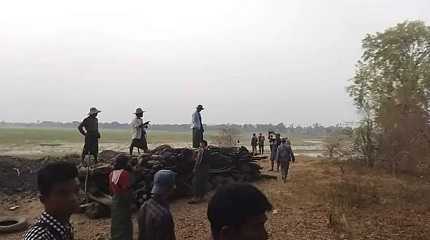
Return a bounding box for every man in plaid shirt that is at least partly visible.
[24,162,80,240]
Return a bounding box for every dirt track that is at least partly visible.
[1,156,429,240]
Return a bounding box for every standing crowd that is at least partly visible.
[251,131,295,183]
[23,105,292,240]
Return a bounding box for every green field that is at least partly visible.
[0,128,218,145]
[0,127,322,158]
[0,127,321,146]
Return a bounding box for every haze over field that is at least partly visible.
[1,0,429,125]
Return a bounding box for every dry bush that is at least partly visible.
[212,126,241,147]
[328,175,379,210]
[327,169,379,239]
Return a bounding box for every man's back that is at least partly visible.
[277,144,291,160]
[137,198,175,240]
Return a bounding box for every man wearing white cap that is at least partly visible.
[129,107,150,155]
[78,107,101,163]
[137,170,177,240]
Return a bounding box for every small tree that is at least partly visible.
[213,126,241,147]
[348,20,430,173]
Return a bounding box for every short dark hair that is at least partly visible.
[207,183,273,238]
[201,140,208,146]
[113,154,129,170]
[37,162,78,196]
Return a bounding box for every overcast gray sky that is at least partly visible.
[0,0,429,125]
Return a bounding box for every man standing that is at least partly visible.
[138,170,177,240]
[251,133,258,155]
[78,107,101,163]
[109,154,133,240]
[258,133,265,155]
[130,108,150,155]
[207,183,273,240]
[269,133,281,171]
[276,138,295,182]
[189,140,210,204]
[192,104,204,148]
[24,162,80,240]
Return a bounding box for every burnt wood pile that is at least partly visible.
[78,145,267,218]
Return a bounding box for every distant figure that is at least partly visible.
[78,107,101,163]
[207,183,273,240]
[192,105,205,148]
[24,162,80,240]
[251,133,258,155]
[258,133,265,154]
[269,133,281,171]
[189,140,210,204]
[138,170,177,240]
[130,108,150,155]
[276,138,295,183]
[109,154,132,240]
[268,133,274,152]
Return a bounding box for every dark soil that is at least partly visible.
[0,154,80,196]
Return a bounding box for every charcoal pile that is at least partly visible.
[0,154,81,197]
[79,145,266,218]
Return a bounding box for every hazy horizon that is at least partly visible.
[1,0,429,125]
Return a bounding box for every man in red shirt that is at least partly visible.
[109,154,132,240]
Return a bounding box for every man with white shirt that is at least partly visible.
[192,104,205,148]
[129,108,150,155]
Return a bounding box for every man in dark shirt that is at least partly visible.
[24,162,80,240]
[251,133,258,155]
[189,140,209,204]
[78,107,101,163]
[138,170,177,240]
[258,133,265,155]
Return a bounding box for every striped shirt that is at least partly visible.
[137,198,176,240]
[24,212,73,240]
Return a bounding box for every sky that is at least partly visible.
[0,0,429,126]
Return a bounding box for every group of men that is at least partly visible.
[269,133,295,182]
[23,105,294,240]
[251,133,266,155]
[252,132,296,182]
[24,161,273,240]
[78,104,207,164]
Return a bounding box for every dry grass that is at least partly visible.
[325,161,430,240]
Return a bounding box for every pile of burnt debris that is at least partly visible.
[79,145,270,218]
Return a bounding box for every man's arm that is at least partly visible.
[289,146,295,162]
[191,112,197,128]
[78,120,86,136]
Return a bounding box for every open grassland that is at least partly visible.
[0,128,199,145]
[0,127,323,157]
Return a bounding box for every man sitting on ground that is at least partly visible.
[207,183,273,240]
[24,162,80,240]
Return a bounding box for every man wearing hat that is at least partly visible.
[129,107,150,155]
[137,170,177,240]
[192,104,205,148]
[78,107,101,163]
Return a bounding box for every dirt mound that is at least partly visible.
[0,154,81,196]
